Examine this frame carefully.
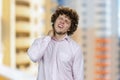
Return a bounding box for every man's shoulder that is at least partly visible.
[34,36,43,42]
[68,37,82,56]
[35,36,51,41]
[68,37,80,49]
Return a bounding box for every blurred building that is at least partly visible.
[0,0,119,80]
[0,0,54,79]
[0,0,2,64]
[118,37,120,80]
[56,0,119,80]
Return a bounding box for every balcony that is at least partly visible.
[16,22,31,33]
[16,5,31,18]
[16,38,32,48]
[16,53,30,65]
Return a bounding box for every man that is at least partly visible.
[27,6,84,80]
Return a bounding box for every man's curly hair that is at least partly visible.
[51,6,79,35]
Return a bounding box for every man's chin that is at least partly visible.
[55,31,66,35]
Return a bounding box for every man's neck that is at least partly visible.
[53,33,67,41]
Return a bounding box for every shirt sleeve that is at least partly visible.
[72,47,84,80]
[27,36,51,62]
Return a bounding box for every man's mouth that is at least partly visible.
[58,24,64,28]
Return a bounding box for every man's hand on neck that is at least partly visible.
[47,30,54,37]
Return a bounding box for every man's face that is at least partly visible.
[54,14,71,35]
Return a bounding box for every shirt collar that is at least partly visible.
[64,35,70,42]
[52,35,70,42]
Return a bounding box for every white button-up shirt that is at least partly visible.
[27,35,84,80]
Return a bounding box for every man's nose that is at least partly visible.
[60,20,65,24]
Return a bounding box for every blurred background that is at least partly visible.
[0,0,119,80]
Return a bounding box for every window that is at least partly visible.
[82,3,87,7]
[97,11,106,15]
[98,19,106,23]
[97,3,106,7]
